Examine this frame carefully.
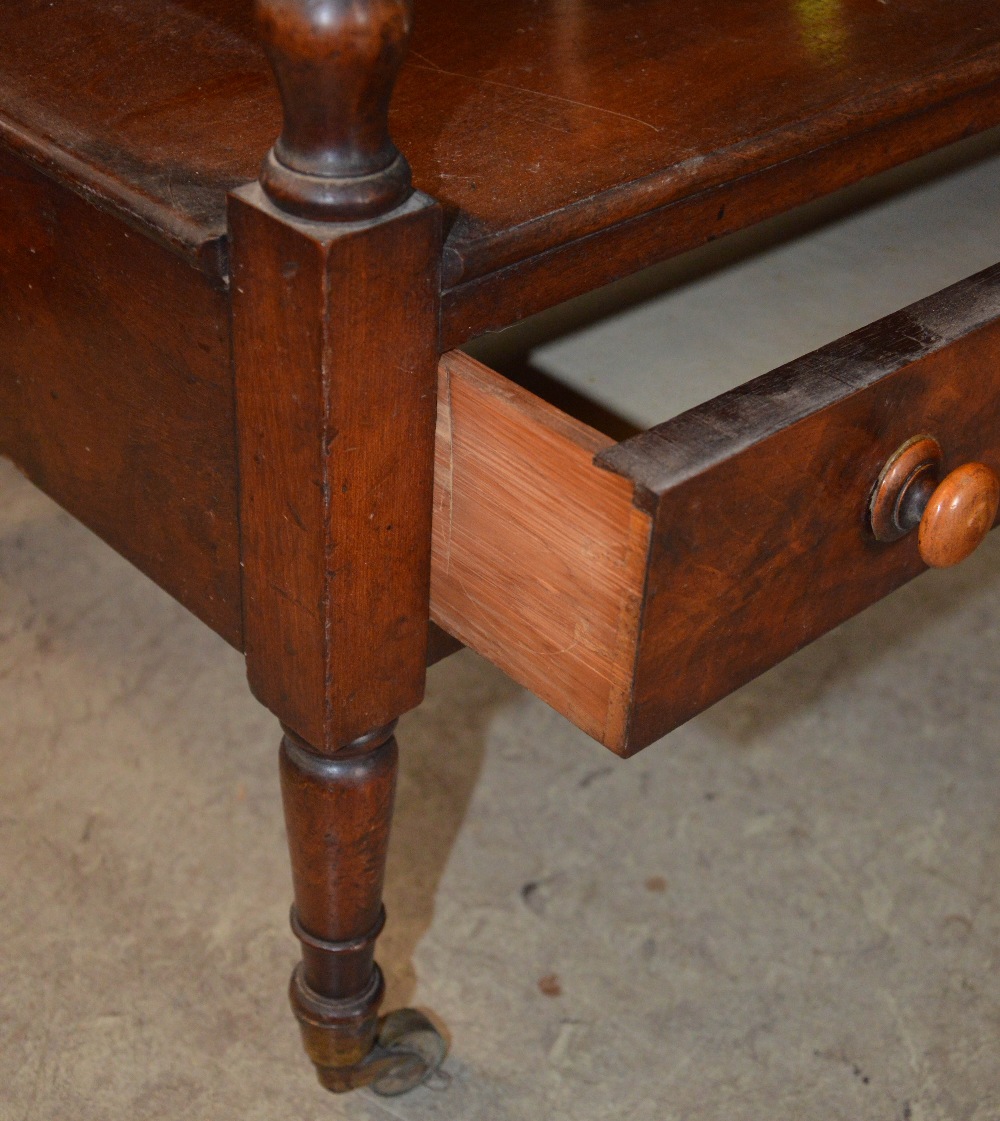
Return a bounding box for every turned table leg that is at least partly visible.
[230,0,444,1095]
[280,723,446,1095]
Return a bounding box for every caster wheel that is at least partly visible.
[371,1009,448,1097]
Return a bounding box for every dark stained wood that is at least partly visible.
[0,139,457,671]
[229,184,441,750]
[426,621,463,665]
[0,0,263,273]
[439,79,1000,347]
[247,12,449,1094]
[2,0,999,1096]
[1,0,999,306]
[256,0,413,221]
[870,436,943,543]
[597,264,1000,754]
[280,725,396,1087]
[281,724,447,1094]
[414,3,1000,288]
[0,145,242,647]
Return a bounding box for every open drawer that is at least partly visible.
[430,264,1000,756]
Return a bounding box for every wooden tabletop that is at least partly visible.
[2,0,1000,290]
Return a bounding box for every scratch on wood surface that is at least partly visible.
[407,53,661,133]
[267,580,319,620]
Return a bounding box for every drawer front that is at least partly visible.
[431,265,1000,756]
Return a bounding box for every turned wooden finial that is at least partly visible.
[256,0,413,221]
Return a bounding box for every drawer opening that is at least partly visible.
[461,124,1000,441]
[433,136,1000,757]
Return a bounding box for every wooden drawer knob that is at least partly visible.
[870,436,1000,568]
[918,462,1000,568]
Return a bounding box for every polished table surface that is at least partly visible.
[2,0,999,288]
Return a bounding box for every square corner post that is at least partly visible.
[229,186,441,750]
[227,0,446,1096]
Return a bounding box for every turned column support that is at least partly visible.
[280,724,445,1094]
[256,0,414,221]
[281,724,395,1032]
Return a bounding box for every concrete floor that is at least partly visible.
[3,133,1000,1120]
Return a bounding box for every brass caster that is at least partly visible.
[370,1009,449,1097]
[290,962,447,1095]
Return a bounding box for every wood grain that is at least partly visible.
[0,145,242,647]
[431,268,1000,756]
[599,263,1000,753]
[230,185,441,750]
[281,724,396,1080]
[439,79,1000,347]
[429,352,651,747]
[916,462,1000,569]
[1,0,998,301]
[255,0,413,221]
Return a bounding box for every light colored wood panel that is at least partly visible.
[430,351,651,749]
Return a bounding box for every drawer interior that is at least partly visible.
[464,126,1000,436]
